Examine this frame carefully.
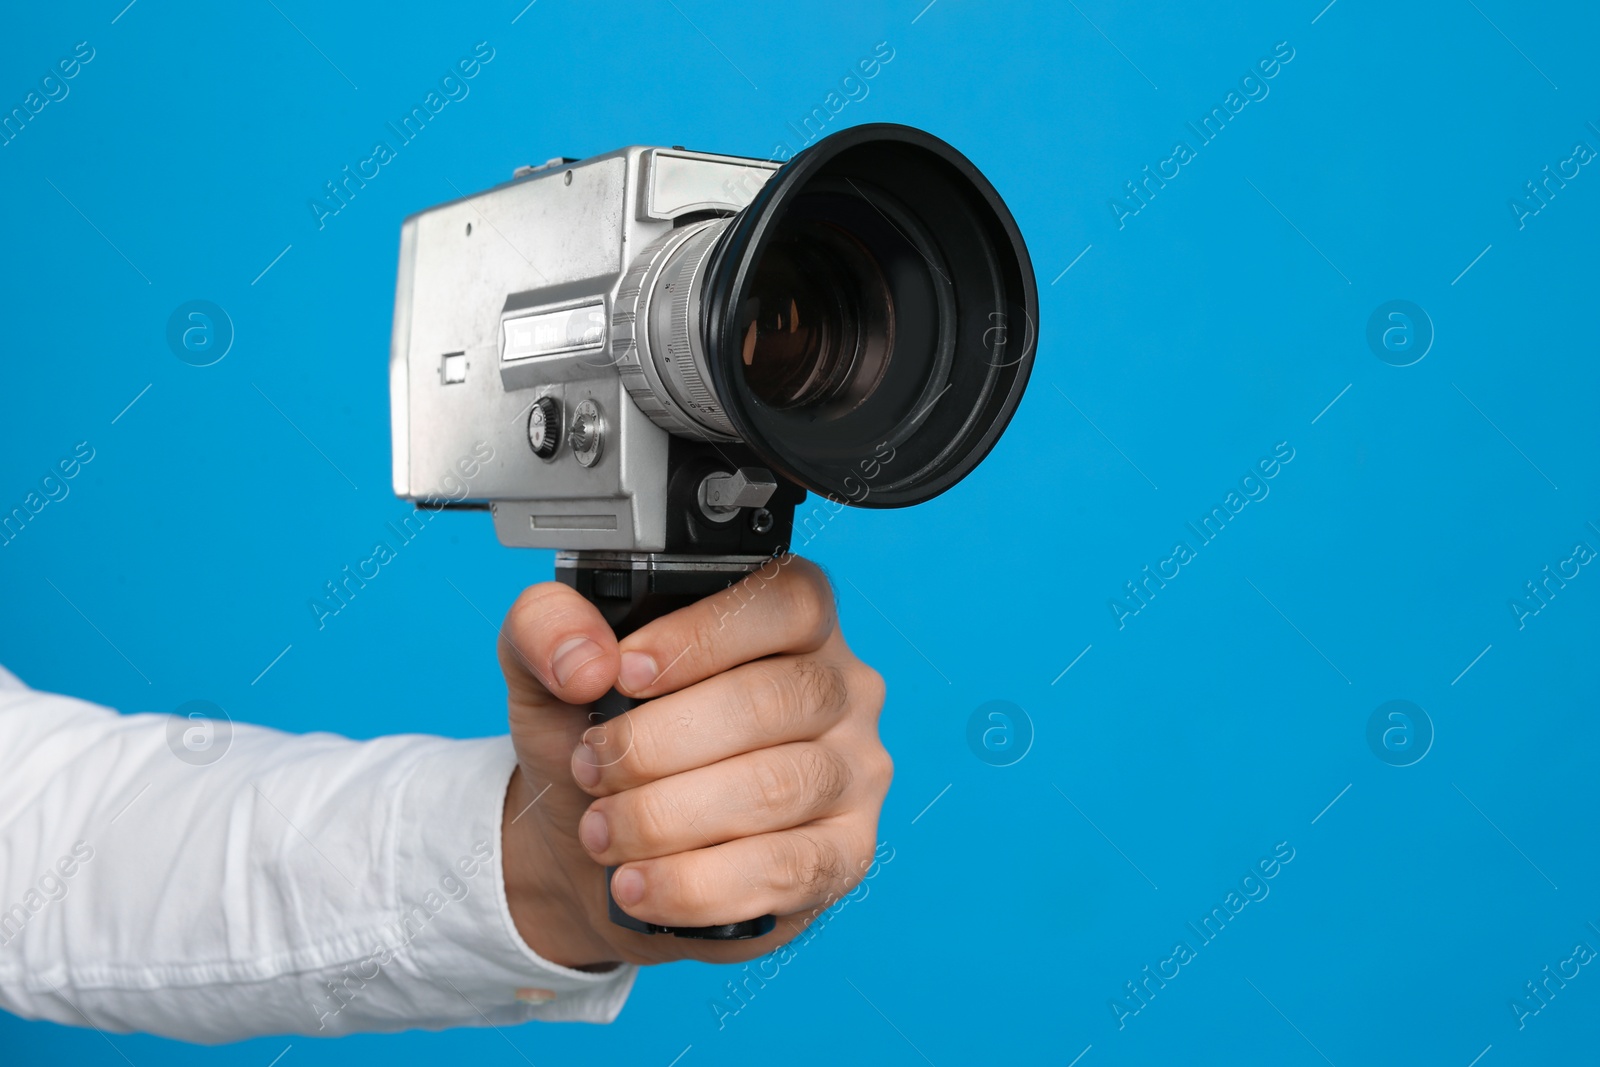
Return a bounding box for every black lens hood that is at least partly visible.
[700,123,1038,508]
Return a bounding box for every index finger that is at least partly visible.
[614,555,836,699]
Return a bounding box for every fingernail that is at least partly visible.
[618,651,658,693]
[550,637,602,688]
[578,809,609,854]
[572,743,601,788]
[613,867,645,907]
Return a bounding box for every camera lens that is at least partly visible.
[738,220,893,416]
[701,125,1036,507]
[618,124,1036,507]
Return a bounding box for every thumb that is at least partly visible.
[498,582,620,709]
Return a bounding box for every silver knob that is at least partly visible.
[527,396,561,459]
[570,399,603,468]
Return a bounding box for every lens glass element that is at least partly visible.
[737,220,892,418]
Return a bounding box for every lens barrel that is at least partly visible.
[622,124,1036,507]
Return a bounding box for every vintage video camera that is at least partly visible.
[390,123,1037,939]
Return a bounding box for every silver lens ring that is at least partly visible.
[611,220,737,441]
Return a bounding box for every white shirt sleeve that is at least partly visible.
[0,664,636,1043]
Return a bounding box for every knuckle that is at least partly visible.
[851,838,878,879]
[797,659,850,718]
[625,786,680,853]
[800,745,852,806]
[750,749,807,814]
[868,744,894,794]
[749,746,851,817]
[856,664,887,711]
[742,661,807,738]
[587,716,653,788]
[741,658,849,742]
[778,832,844,896]
[613,717,658,784]
[504,585,547,629]
[663,861,721,922]
[683,613,726,681]
[506,582,579,635]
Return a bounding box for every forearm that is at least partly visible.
[0,676,634,1042]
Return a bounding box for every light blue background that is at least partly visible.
[3,1,1597,1063]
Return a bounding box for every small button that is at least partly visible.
[515,987,557,1005]
[441,352,467,384]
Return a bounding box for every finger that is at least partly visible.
[579,742,855,864]
[497,582,620,709]
[612,555,836,699]
[609,823,875,930]
[573,652,876,795]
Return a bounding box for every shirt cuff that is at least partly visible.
[391,736,637,1025]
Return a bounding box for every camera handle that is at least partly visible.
[555,550,779,941]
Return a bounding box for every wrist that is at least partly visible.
[501,765,622,970]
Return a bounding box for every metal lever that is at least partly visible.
[698,468,778,520]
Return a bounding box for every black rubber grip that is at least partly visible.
[558,557,778,941]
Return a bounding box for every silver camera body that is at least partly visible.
[389,146,782,551]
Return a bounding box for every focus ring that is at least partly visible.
[611,222,737,441]
[611,237,699,436]
[657,228,724,420]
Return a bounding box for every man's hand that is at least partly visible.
[496,556,891,968]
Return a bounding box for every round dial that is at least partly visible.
[527,396,561,459]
